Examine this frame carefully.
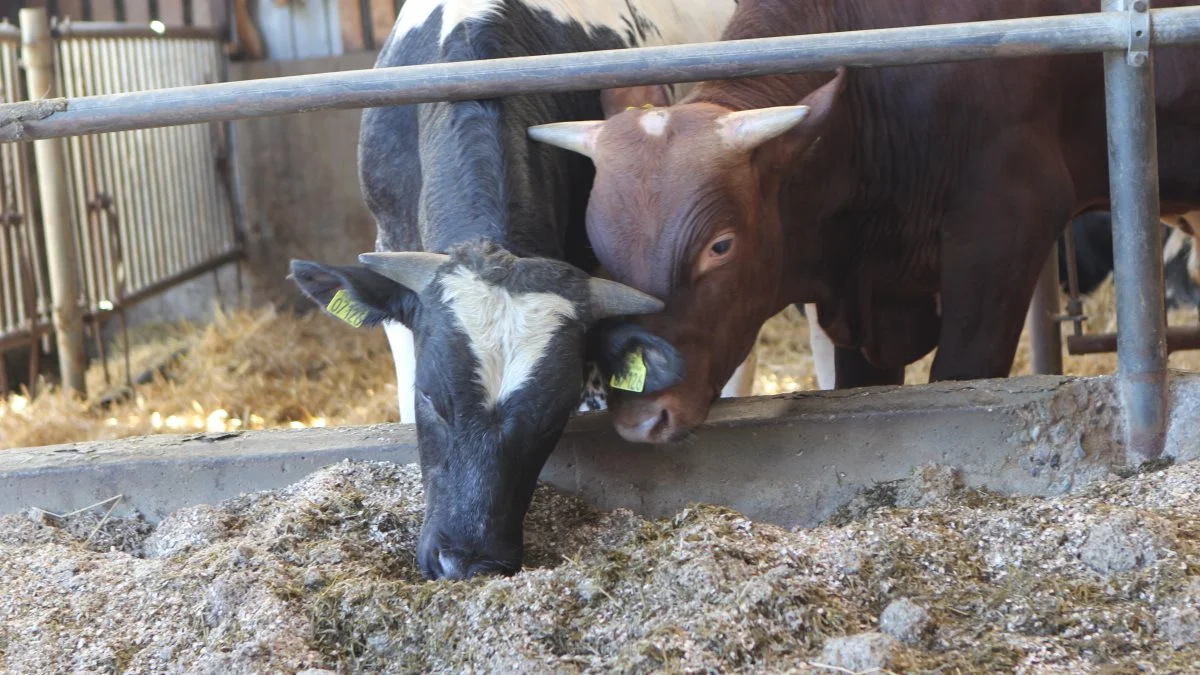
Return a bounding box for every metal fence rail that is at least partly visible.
[0,30,49,354]
[1,7,1200,142]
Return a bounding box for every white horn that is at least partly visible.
[358,251,449,294]
[528,121,605,159]
[588,277,664,319]
[718,105,811,152]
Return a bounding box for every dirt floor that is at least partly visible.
[0,458,1197,673]
[4,278,1200,451]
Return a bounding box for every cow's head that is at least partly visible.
[528,70,846,443]
[289,240,683,579]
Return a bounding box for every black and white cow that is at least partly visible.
[1058,210,1200,307]
[290,0,736,581]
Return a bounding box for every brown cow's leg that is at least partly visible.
[930,141,1072,382]
[834,346,904,388]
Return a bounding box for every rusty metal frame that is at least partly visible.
[1,18,244,396]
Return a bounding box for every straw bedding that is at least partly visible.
[0,458,1197,672]
[1,306,399,450]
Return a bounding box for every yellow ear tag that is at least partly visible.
[326,289,369,328]
[609,347,647,393]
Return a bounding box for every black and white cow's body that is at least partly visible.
[361,0,738,421]
[292,0,735,581]
[1059,211,1200,307]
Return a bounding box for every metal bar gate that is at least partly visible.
[2,4,1198,458]
[0,14,243,394]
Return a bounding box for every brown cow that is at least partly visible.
[529,0,1200,443]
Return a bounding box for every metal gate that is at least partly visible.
[53,23,241,321]
[0,19,243,390]
[0,25,49,357]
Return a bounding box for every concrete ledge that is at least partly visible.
[3,373,1199,527]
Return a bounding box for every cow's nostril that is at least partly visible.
[422,545,517,581]
[438,550,469,580]
[652,408,671,438]
[617,403,675,444]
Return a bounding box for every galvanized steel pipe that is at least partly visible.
[2,8,1200,142]
[1103,0,1169,459]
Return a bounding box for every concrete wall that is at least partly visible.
[231,52,381,309]
[6,373,1197,526]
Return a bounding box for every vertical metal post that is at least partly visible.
[1027,243,1064,374]
[20,8,87,396]
[1103,0,1167,459]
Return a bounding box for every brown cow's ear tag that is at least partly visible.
[609,347,647,393]
[326,289,369,328]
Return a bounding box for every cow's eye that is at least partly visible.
[698,232,736,275]
[707,233,735,258]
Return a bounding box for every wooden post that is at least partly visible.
[20,8,87,396]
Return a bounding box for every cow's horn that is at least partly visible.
[528,121,604,159]
[358,252,449,294]
[718,105,811,152]
[588,277,664,319]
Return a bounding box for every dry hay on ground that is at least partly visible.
[0,307,398,450]
[4,277,1200,450]
[0,459,1197,673]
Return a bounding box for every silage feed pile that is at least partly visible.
[1,460,1197,673]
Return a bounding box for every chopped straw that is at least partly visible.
[1,306,397,450]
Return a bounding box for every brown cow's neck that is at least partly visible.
[686,0,865,315]
[774,113,858,312]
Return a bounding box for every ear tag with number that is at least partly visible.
[326,289,369,328]
[610,347,647,393]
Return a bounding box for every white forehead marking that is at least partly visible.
[440,267,578,409]
[638,110,670,136]
[393,0,736,47]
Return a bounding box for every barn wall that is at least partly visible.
[230,51,380,308]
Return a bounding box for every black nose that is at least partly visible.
[421,546,520,581]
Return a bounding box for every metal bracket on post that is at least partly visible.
[1127,0,1151,65]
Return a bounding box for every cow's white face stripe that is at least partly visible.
[393,0,735,47]
[639,110,670,136]
[440,267,578,408]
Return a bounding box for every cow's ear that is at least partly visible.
[587,320,685,395]
[600,85,673,118]
[288,260,419,329]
